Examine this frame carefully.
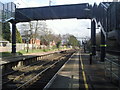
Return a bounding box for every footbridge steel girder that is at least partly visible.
[15,3,91,22]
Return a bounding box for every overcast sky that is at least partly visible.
[1,0,113,38]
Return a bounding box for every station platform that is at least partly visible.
[48,50,119,89]
[0,50,62,65]
[49,52,80,89]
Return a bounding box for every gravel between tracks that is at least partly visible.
[2,50,75,90]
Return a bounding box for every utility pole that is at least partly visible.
[49,0,52,6]
[24,30,30,53]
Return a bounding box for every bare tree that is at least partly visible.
[29,21,38,49]
[20,21,62,50]
[28,21,49,49]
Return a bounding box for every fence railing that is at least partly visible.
[0,2,15,23]
[105,57,120,87]
[0,43,39,52]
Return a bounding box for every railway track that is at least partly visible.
[2,50,75,90]
[2,53,56,85]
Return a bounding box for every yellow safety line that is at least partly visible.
[79,51,89,90]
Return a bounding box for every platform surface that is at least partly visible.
[49,50,119,89]
[0,50,64,65]
[49,52,79,89]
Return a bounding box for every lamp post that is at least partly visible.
[24,30,31,53]
[49,0,52,6]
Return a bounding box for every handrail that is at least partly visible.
[105,57,120,83]
[2,17,15,23]
[93,2,110,39]
[105,58,120,67]
[0,2,16,23]
[98,21,107,38]
[101,2,110,10]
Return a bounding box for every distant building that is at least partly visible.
[21,31,40,46]
[29,38,41,46]
[22,37,41,46]
[0,35,9,47]
[0,41,9,47]
[49,40,56,46]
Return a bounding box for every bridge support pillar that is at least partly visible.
[100,30,106,62]
[91,19,96,56]
[11,21,16,53]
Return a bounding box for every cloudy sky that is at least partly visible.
[1,0,113,38]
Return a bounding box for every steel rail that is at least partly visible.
[2,54,63,86]
[43,52,75,89]
[2,51,59,77]
[2,61,49,85]
[15,54,68,90]
[2,52,62,86]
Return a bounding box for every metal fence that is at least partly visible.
[0,2,3,22]
[0,43,33,52]
[0,2,15,23]
[105,56,120,87]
